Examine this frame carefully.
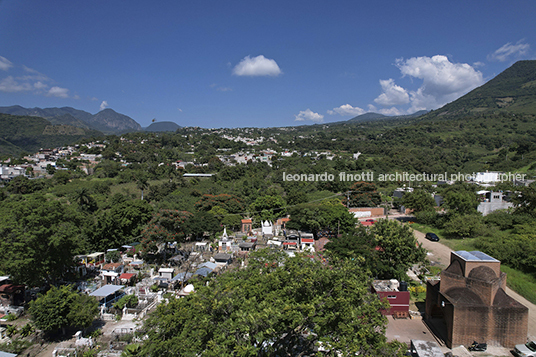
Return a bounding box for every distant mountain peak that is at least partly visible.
[0,105,141,134]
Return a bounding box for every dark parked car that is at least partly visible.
[425,232,439,242]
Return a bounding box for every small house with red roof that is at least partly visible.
[101,262,124,285]
[241,218,252,234]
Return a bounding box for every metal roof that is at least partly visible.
[454,250,499,262]
[199,262,218,270]
[89,285,124,297]
[171,272,193,282]
[194,267,213,277]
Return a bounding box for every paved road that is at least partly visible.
[412,227,536,341]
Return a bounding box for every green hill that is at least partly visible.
[144,121,181,132]
[424,60,536,119]
[0,113,104,156]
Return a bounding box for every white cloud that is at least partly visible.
[396,55,484,112]
[488,40,530,62]
[100,101,109,111]
[374,78,410,106]
[0,56,13,71]
[0,58,74,99]
[47,86,69,98]
[0,76,32,92]
[233,55,282,77]
[33,81,47,89]
[294,109,324,123]
[22,65,40,74]
[327,104,366,116]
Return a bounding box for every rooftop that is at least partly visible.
[453,251,499,263]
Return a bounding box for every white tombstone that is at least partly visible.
[262,221,273,235]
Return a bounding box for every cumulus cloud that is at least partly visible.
[100,101,109,111]
[374,78,410,106]
[0,56,13,71]
[395,55,484,112]
[233,55,282,77]
[47,86,69,98]
[488,40,530,62]
[327,104,366,116]
[294,109,324,123]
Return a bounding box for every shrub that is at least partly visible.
[444,214,485,238]
[6,313,17,321]
[414,210,438,225]
[114,294,139,310]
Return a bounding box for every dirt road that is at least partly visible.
[412,227,536,341]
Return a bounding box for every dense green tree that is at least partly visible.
[29,285,98,335]
[185,211,221,240]
[441,184,479,216]
[324,226,376,261]
[208,206,242,231]
[443,214,486,238]
[0,195,82,286]
[139,250,405,356]
[194,193,245,213]
[72,187,97,212]
[249,195,287,222]
[370,219,427,280]
[91,199,153,250]
[141,209,193,253]
[401,189,436,213]
[347,181,381,208]
[53,170,72,185]
[286,199,357,238]
[512,185,536,218]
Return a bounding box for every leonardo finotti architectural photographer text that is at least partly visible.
[282,171,527,182]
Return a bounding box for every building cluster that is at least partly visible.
[0,146,103,180]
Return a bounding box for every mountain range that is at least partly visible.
[0,60,535,156]
[0,106,142,134]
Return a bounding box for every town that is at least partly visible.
[1,132,536,356]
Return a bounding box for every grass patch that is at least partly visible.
[502,265,536,305]
[410,223,478,251]
[409,223,443,236]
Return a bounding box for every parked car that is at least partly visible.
[513,340,536,357]
[425,232,439,242]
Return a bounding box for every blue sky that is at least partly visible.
[0,0,535,128]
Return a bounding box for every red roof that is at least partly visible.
[283,242,298,245]
[102,262,123,270]
[119,273,135,280]
[301,238,314,243]
[361,221,374,226]
[241,219,252,223]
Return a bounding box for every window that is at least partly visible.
[387,295,396,299]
